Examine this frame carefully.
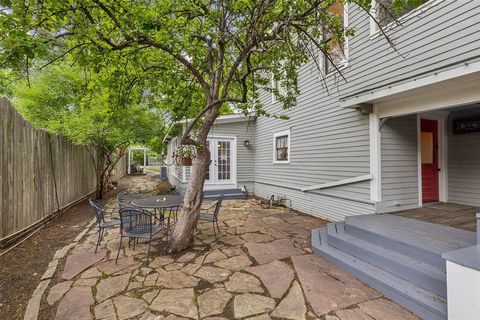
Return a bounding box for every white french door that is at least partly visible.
[205,137,236,186]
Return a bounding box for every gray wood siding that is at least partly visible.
[379,116,419,212]
[448,109,480,206]
[253,1,480,220]
[254,57,374,220]
[168,119,255,191]
[254,182,374,222]
[344,0,480,100]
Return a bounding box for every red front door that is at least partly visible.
[421,119,439,203]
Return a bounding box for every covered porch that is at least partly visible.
[317,64,480,320]
[375,102,480,214]
[395,202,477,232]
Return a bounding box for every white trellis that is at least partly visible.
[127,147,148,175]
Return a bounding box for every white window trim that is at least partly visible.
[271,70,287,104]
[321,2,350,78]
[273,129,291,164]
[370,0,444,38]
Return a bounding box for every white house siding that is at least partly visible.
[171,119,255,191]
[342,1,480,101]
[448,108,480,207]
[379,116,419,213]
[165,138,183,188]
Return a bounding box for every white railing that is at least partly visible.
[301,174,373,192]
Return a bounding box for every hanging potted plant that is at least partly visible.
[179,145,194,166]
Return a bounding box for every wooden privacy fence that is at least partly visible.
[0,98,125,243]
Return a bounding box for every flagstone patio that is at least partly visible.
[31,178,420,320]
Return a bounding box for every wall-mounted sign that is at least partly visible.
[453,117,480,134]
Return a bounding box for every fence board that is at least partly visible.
[0,98,126,241]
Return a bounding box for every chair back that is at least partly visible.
[172,187,186,196]
[89,198,105,222]
[213,195,224,218]
[119,207,153,236]
[117,191,142,209]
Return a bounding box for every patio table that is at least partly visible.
[131,195,183,225]
[131,195,183,250]
[131,195,183,210]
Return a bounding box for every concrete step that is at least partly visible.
[312,228,447,320]
[326,222,447,298]
[344,214,476,269]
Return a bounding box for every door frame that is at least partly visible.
[417,114,448,206]
[204,135,237,189]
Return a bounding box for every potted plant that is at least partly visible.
[179,145,194,166]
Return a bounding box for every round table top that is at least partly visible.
[131,195,183,209]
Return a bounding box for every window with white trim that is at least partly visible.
[322,1,349,75]
[273,130,290,163]
[371,0,431,32]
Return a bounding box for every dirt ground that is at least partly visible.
[0,174,170,320]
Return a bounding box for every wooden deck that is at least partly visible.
[393,202,477,232]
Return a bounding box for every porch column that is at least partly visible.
[143,149,147,174]
[369,109,381,202]
[127,149,131,174]
[477,213,480,245]
[443,216,480,319]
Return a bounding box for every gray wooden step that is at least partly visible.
[204,189,246,200]
[326,222,447,298]
[344,214,476,269]
[312,228,447,320]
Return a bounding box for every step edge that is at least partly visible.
[326,223,446,282]
[312,228,447,316]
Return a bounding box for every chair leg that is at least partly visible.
[133,237,136,251]
[146,238,152,264]
[165,226,170,253]
[215,220,221,233]
[95,227,103,253]
[115,235,123,263]
[213,221,217,239]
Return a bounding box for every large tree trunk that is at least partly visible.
[169,106,219,252]
[168,141,210,252]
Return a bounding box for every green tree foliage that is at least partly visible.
[8,63,165,198]
[0,0,414,251]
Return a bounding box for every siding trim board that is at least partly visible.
[341,59,480,109]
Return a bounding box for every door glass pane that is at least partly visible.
[421,132,433,164]
[217,141,231,180]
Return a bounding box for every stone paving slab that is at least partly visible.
[25,176,420,320]
[55,286,94,320]
[292,254,381,317]
[247,260,294,298]
[61,249,107,280]
[244,239,304,264]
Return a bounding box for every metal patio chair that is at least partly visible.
[198,195,224,239]
[115,207,165,264]
[117,191,143,209]
[89,198,121,253]
[169,187,186,222]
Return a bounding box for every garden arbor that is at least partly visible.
[127,147,148,175]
